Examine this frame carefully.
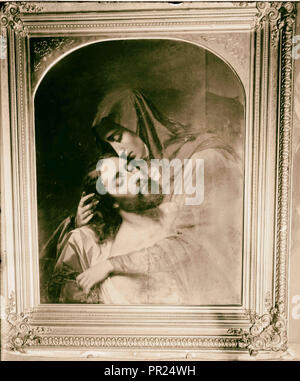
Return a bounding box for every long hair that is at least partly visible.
[47,154,121,303]
[82,154,121,243]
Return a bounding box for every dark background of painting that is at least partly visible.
[34,39,245,252]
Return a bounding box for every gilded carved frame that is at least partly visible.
[0,1,296,360]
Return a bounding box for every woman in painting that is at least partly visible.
[42,88,243,305]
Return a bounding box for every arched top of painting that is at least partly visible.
[32,37,246,103]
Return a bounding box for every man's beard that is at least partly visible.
[114,178,164,218]
[116,192,164,213]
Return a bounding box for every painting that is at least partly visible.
[36,39,245,305]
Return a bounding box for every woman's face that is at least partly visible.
[101,125,148,161]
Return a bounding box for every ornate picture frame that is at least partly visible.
[0,1,296,360]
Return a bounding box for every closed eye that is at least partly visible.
[106,131,122,143]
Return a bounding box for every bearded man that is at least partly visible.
[50,153,191,304]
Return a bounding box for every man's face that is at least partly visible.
[98,157,163,212]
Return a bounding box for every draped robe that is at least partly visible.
[43,89,243,305]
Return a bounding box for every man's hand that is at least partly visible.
[75,192,99,228]
[76,259,113,294]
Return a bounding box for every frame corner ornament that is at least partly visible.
[255,2,297,46]
[0,2,25,35]
[0,1,41,36]
[228,298,287,356]
[3,292,51,353]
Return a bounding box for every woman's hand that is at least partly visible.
[75,192,98,227]
[76,259,113,294]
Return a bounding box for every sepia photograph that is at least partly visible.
[1,1,299,361]
[36,39,244,306]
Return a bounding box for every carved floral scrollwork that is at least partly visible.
[3,292,51,353]
[32,37,76,73]
[232,2,250,7]
[0,2,25,34]
[228,301,287,356]
[255,2,296,46]
[0,2,43,35]
[19,2,43,13]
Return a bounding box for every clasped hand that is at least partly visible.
[76,259,113,294]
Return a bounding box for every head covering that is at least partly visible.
[92,88,239,161]
[92,88,183,159]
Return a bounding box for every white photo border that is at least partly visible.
[0,1,296,359]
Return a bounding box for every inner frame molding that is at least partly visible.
[0,2,297,359]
